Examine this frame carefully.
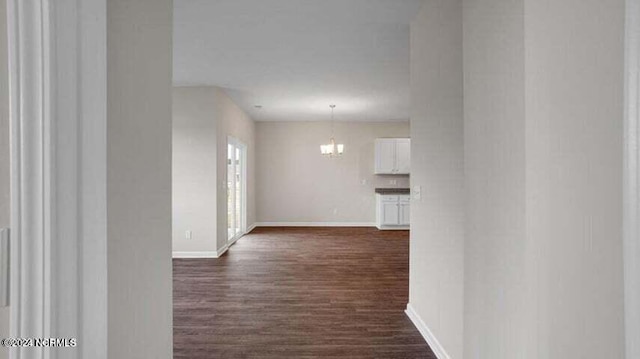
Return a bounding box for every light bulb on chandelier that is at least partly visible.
[320,105,344,157]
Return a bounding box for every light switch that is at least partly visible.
[413,185,422,200]
[389,179,397,185]
[185,230,192,240]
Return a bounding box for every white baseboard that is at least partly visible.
[375,225,410,231]
[173,227,256,259]
[173,222,373,258]
[405,303,450,359]
[254,222,376,227]
[216,243,230,257]
[173,245,233,259]
[172,251,218,259]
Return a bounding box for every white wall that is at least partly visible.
[411,0,626,357]
[624,1,640,357]
[409,1,465,358]
[0,0,8,356]
[463,0,528,357]
[173,87,219,253]
[214,88,256,250]
[255,121,409,224]
[524,0,625,357]
[107,0,173,358]
[172,86,256,254]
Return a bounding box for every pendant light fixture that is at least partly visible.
[320,105,344,157]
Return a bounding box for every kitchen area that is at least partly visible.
[374,138,411,230]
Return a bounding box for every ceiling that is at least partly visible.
[174,0,423,122]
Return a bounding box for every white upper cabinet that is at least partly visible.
[374,138,411,175]
[375,139,397,174]
[395,139,411,174]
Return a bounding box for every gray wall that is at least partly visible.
[255,121,410,224]
[409,1,465,358]
[107,0,173,357]
[0,0,8,356]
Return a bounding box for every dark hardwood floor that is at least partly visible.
[173,227,435,359]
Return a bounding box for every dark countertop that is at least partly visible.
[375,188,410,195]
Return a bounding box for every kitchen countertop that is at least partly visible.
[375,188,410,195]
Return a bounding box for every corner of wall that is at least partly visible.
[408,1,464,358]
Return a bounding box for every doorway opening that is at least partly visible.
[227,136,247,242]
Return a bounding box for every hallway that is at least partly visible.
[173,227,435,358]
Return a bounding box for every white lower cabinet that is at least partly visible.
[381,200,400,226]
[399,198,410,226]
[376,194,410,230]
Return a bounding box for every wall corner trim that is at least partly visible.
[405,303,451,359]
[217,244,230,257]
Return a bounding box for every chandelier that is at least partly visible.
[320,105,344,157]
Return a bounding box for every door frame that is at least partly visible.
[227,136,247,243]
[8,1,108,358]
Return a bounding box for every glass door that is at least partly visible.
[227,137,247,241]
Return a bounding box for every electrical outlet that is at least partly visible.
[389,179,397,185]
[361,179,367,185]
[185,230,192,240]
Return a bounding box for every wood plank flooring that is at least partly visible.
[173,227,435,358]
